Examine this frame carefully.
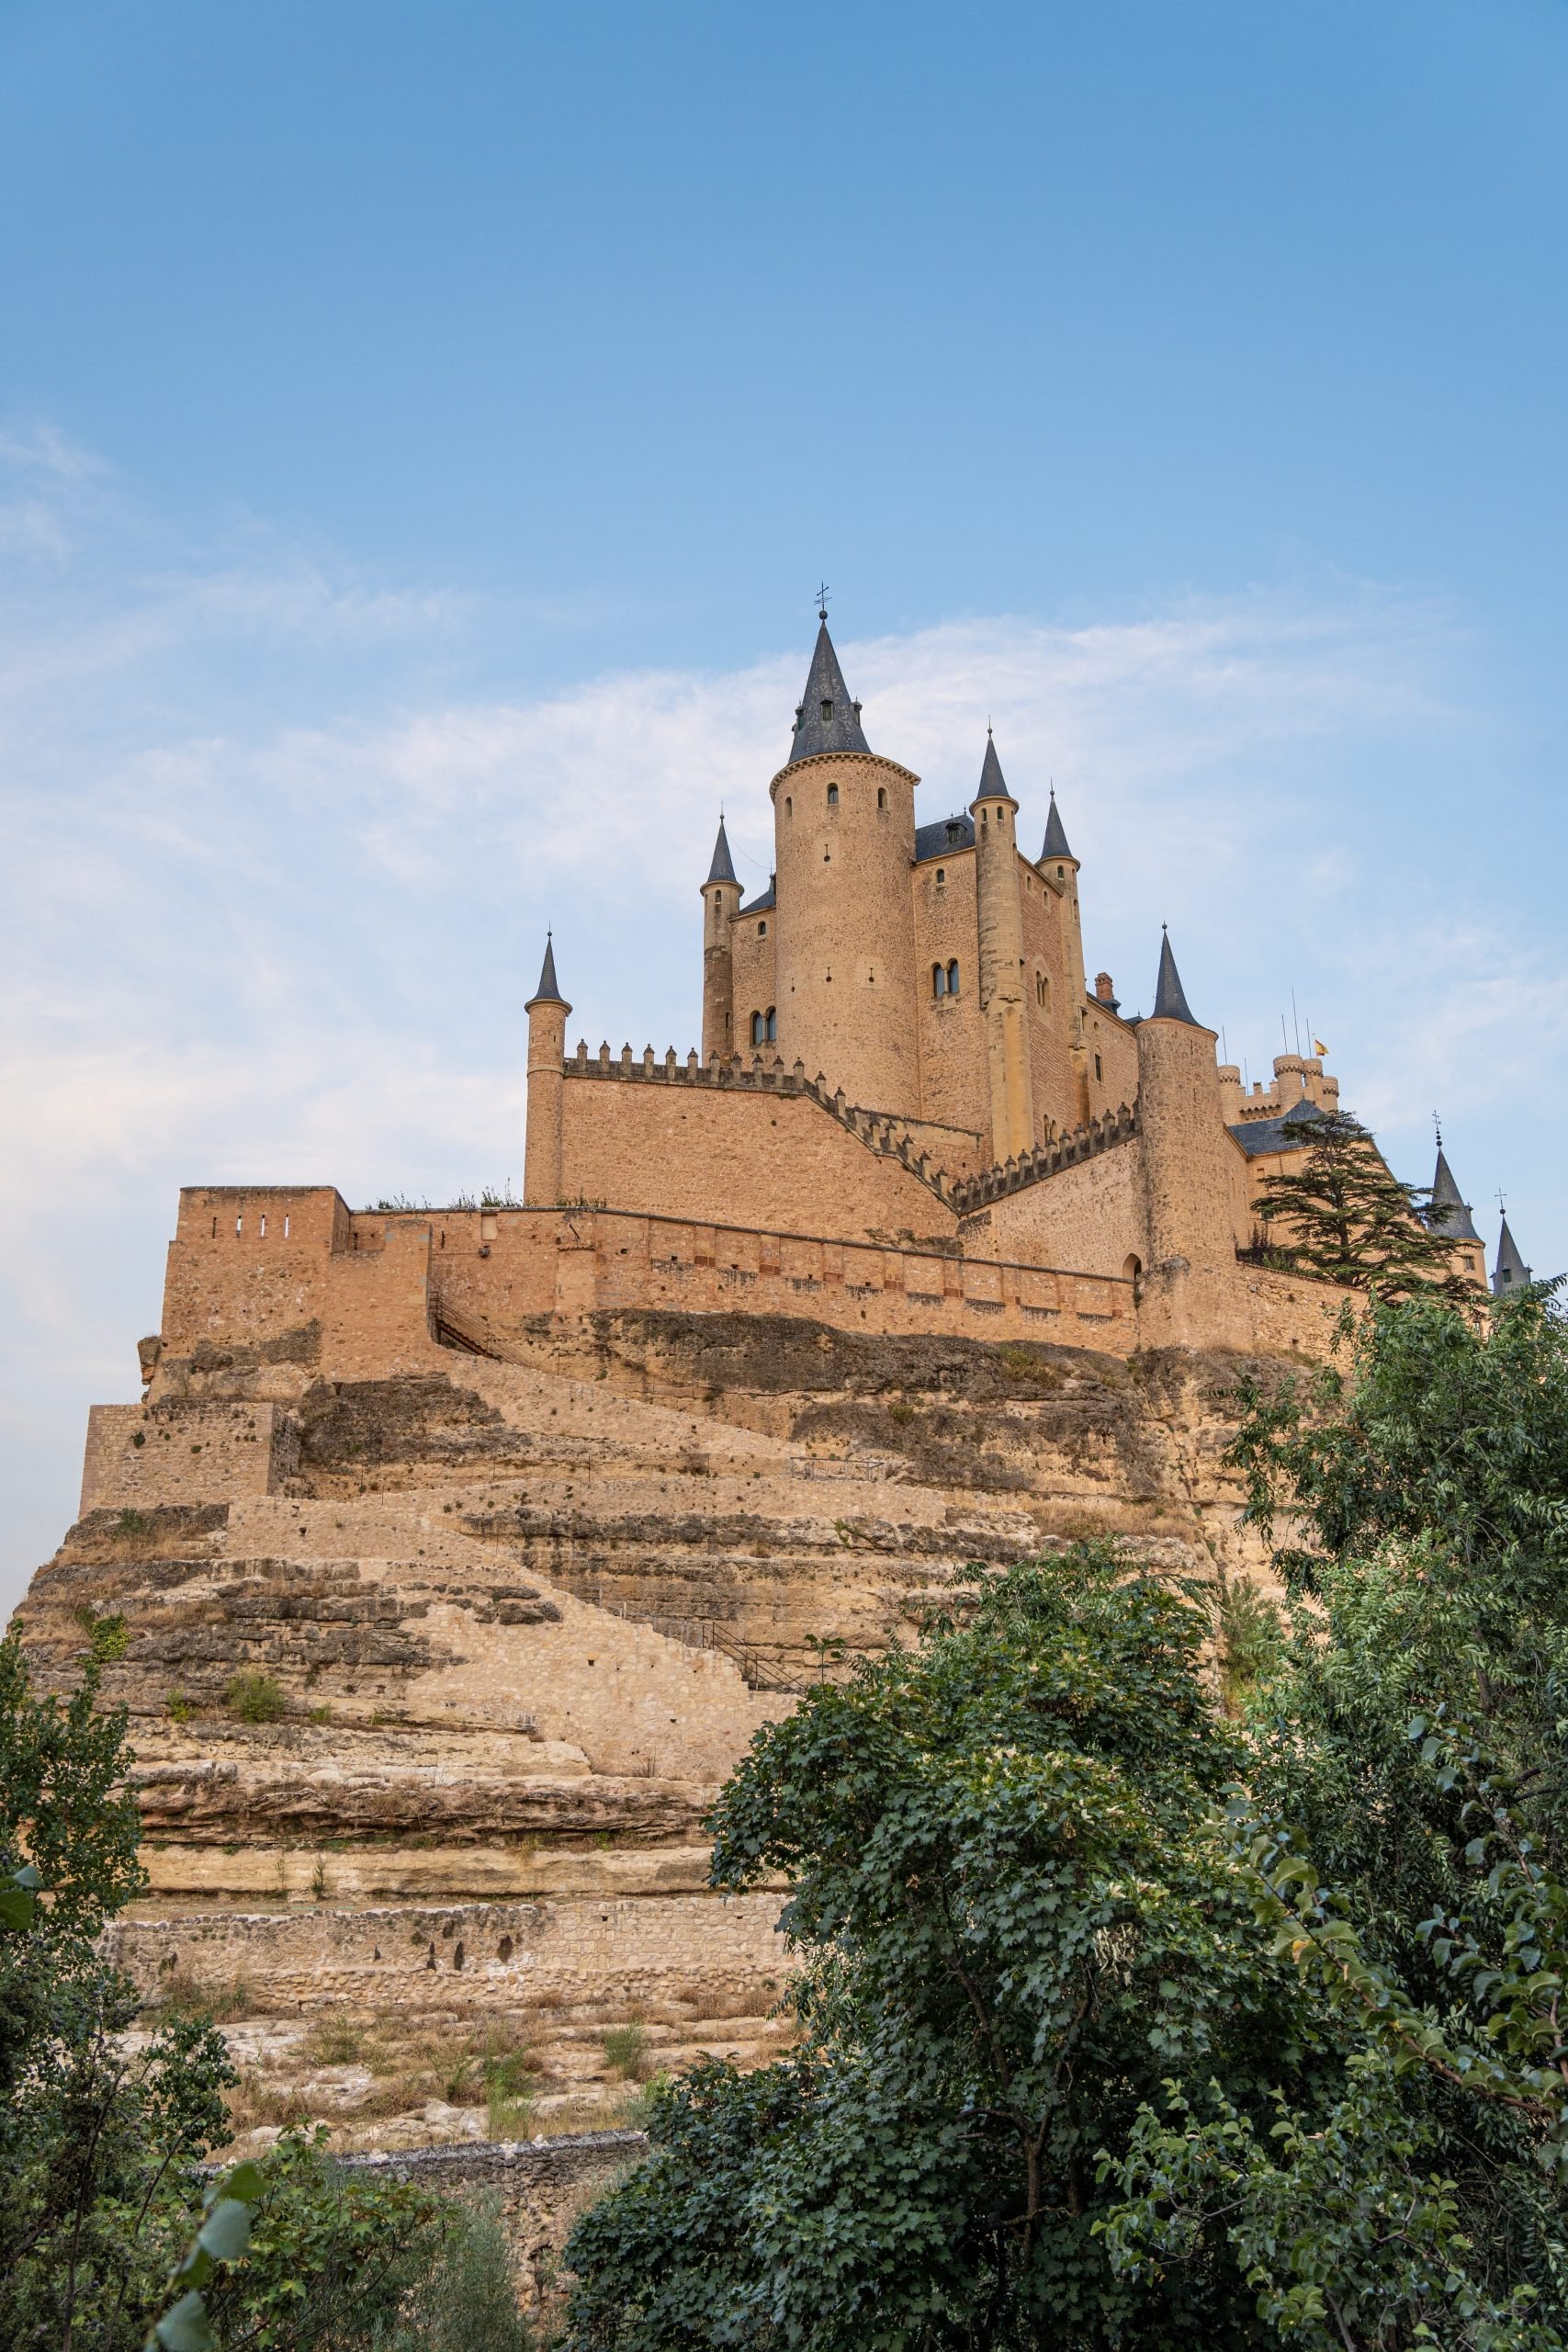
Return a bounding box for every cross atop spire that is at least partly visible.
[787,617,870,764]
[1151,926,1199,1024]
[816,581,830,622]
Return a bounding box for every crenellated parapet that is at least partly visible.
[946,1102,1140,1215]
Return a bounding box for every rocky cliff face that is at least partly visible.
[17,1307,1287,2154]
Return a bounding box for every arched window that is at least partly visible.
[1056,865,1066,879]
[765,1007,777,1042]
[758,920,767,936]
[827,784,839,808]
[931,963,946,999]
[784,796,792,818]
[946,959,961,995]
[935,866,945,887]
[821,698,833,720]
[876,786,886,809]
[1094,1052,1102,1081]
[750,1011,764,1046]
[1035,972,1048,1008]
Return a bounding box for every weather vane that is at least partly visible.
[816,582,830,621]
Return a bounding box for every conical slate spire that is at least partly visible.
[705,817,738,886]
[974,730,1013,802]
[1493,1215,1532,1297]
[528,933,566,1005]
[1151,928,1198,1024]
[787,620,870,764]
[1427,1142,1481,1243]
[1041,790,1073,861]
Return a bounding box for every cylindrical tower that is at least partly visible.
[768,619,920,1113]
[524,935,570,1207]
[971,733,1034,1161]
[1134,931,1249,1347]
[701,819,741,1061]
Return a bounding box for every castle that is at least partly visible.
[12,610,1526,2214]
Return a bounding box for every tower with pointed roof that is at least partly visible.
[1426,1136,1486,1291]
[1134,930,1250,1349]
[701,818,741,1061]
[524,934,571,1207]
[766,616,924,1114]
[970,732,1035,1159]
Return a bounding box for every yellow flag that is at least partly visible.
[1313,1039,1329,1058]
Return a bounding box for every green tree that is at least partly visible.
[563,1549,1320,2351]
[1249,1108,1471,1297]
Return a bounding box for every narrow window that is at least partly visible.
[210,1216,217,1239]
[932,963,946,998]
[1095,1053,1103,1081]
[1056,865,1066,879]
[827,784,839,808]
[283,1215,289,1238]
[235,1215,243,1236]
[784,796,792,817]
[946,821,961,845]
[758,920,766,937]
[935,866,945,886]
[1036,972,1048,1008]
[259,1214,266,1238]
[750,1012,763,1046]
[876,786,886,809]
[947,959,961,995]
[765,1007,777,1042]
[820,698,833,720]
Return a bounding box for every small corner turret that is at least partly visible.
[702,816,742,1060]
[1493,1212,1532,1298]
[525,933,571,1206]
[1040,789,1074,868]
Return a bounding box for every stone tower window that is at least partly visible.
[750,1011,764,1046]
[784,796,792,818]
[946,959,961,995]
[827,784,839,808]
[765,1007,777,1042]
[1036,972,1048,1008]
[1095,1053,1103,1081]
[757,920,766,937]
[935,866,945,888]
[876,786,886,809]
[931,963,946,998]
[1056,865,1066,879]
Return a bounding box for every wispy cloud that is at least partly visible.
[1,428,1560,1617]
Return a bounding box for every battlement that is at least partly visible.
[946,1103,1139,1216]
[565,1041,981,1203]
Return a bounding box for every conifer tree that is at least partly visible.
[1250,1107,1472,1298]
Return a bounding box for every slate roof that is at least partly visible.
[705,818,738,886]
[529,935,566,1004]
[1493,1215,1532,1295]
[1151,931,1199,1025]
[1228,1098,1327,1158]
[914,814,976,864]
[975,731,1013,801]
[1427,1144,1481,1243]
[787,622,870,764]
[1041,792,1073,861]
[739,876,776,915]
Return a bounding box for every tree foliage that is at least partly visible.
[564,1291,1568,2350]
[1249,1107,1472,1297]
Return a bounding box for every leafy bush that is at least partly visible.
[602,2023,649,2081]
[225,1668,288,1723]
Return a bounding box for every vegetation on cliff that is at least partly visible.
[563,1287,1568,2351]
[0,1637,531,2352]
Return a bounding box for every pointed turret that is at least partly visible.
[527,933,567,1008]
[1493,1215,1532,1297]
[1041,790,1073,862]
[705,817,738,886]
[787,620,870,763]
[1427,1141,1481,1243]
[1151,928,1198,1025]
[974,729,1015,806]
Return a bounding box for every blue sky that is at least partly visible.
[2,0,1565,1616]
